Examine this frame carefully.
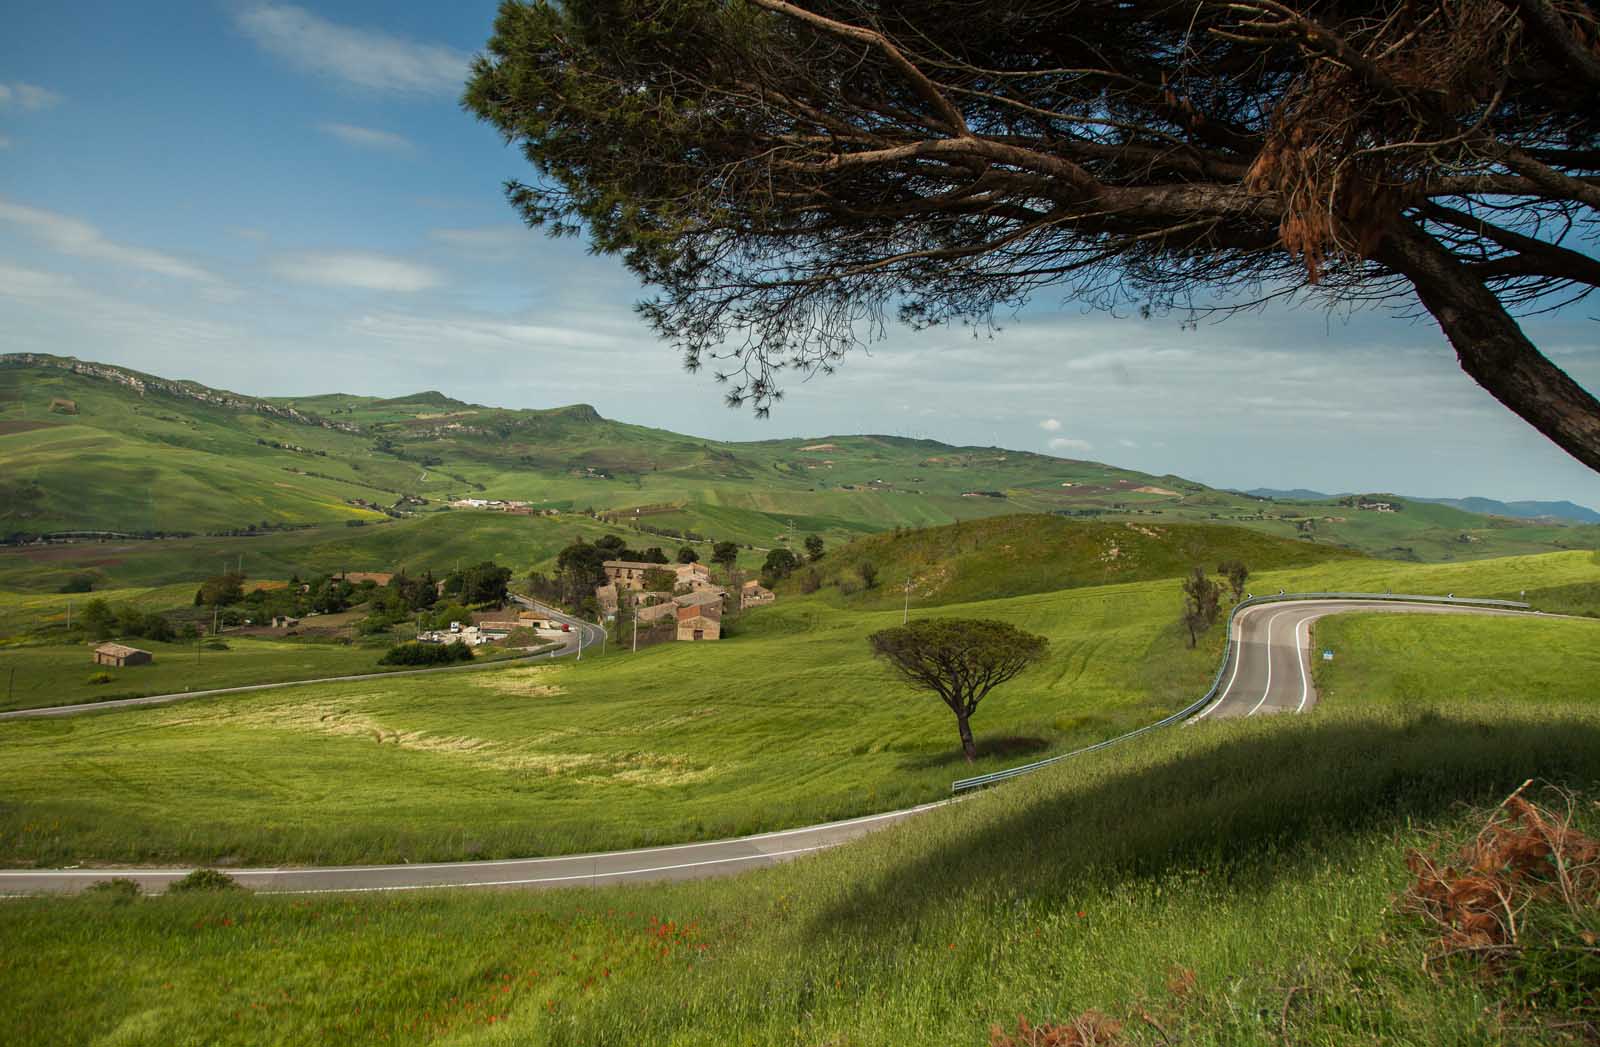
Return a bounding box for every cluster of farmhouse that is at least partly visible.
[596,559,774,642]
[84,553,779,675]
[447,498,559,516]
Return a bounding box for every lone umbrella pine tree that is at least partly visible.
[868,618,1048,763]
[466,1,1600,472]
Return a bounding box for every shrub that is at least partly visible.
[84,878,142,902]
[86,671,113,685]
[380,641,474,666]
[167,868,245,893]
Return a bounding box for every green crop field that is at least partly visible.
[4,586,1599,1045]
[2,543,1593,869]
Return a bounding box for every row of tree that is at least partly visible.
[1180,560,1251,647]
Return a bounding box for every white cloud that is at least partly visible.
[272,252,442,292]
[352,311,634,352]
[318,122,415,151]
[429,226,528,251]
[1118,438,1139,448]
[0,196,218,283]
[237,4,470,95]
[1049,436,1094,453]
[1038,417,1061,432]
[0,82,63,111]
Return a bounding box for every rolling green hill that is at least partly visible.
[785,514,1364,607]
[4,354,1596,571]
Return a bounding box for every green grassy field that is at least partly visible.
[2,547,1594,870]
[0,638,393,714]
[4,599,1598,1045]
[799,513,1364,607]
[1311,611,1600,707]
[0,577,1226,866]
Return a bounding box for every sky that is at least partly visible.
[3,2,1599,507]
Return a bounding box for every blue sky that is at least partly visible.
[3,2,1599,507]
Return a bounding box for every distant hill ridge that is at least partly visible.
[1413,496,1600,525]
[1240,486,1599,525]
[1,354,613,435]
[4,355,1596,566]
[1,353,363,434]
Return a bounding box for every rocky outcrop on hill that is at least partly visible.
[1,353,363,433]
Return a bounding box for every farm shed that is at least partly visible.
[93,643,152,667]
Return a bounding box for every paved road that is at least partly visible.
[1191,599,1543,721]
[0,802,949,896]
[0,597,603,722]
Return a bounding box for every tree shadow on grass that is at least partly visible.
[808,707,1600,939]
[898,735,1052,771]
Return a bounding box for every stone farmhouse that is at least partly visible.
[598,560,776,643]
[603,560,719,593]
[676,601,721,642]
[603,559,668,591]
[93,643,152,667]
[741,579,775,608]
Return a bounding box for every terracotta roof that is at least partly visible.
[677,602,722,621]
[637,602,677,623]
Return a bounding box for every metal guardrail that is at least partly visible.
[949,591,1531,793]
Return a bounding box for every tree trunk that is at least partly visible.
[956,713,977,764]
[1376,219,1600,474]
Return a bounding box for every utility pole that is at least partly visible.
[632,606,638,653]
[903,577,912,624]
[66,600,72,632]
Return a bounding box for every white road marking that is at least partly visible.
[1193,603,1255,721]
[267,844,833,895]
[1294,612,1317,713]
[0,802,952,882]
[1246,608,1296,716]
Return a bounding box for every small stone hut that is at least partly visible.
[93,643,152,668]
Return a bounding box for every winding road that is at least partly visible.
[1191,598,1539,721]
[0,595,1572,895]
